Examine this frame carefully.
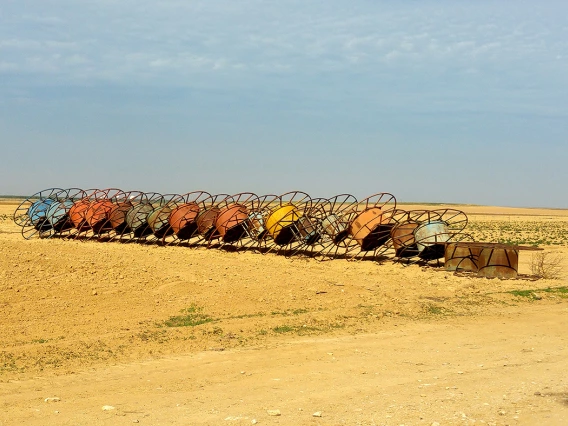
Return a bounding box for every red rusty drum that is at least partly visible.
[168,202,200,240]
[108,201,133,232]
[86,200,115,233]
[215,204,249,243]
[69,199,92,231]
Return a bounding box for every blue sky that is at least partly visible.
[1,1,567,207]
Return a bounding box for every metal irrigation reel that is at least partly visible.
[13,188,65,239]
[239,193,279,251]
[388,209,425,260]
[80,188,128,240]
[307,194,358,260]
[144,193,184,243]
[334,193,397,261]
[159,191,212,246]
[122,192,164,241]
[65,188,103,238]
[284,197,330,258]
[259,191,313,256]
[100,190,146,241]
[42,188,89,239]
[206,192,260,249]
[390,208,468,265]
[193,193,231,247]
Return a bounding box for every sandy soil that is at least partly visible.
[1,201,567,425]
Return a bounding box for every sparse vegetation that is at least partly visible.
[425,304,444,315]
[530,251,564,279]
[162,305,213,328]
[271,308,309,316]
[273,325,295,333]
[508,286,568,299]
[467,219,568,246]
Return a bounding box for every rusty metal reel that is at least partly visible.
[414,209,468,263]
[123,192,164,241]
[261,191,313,256]
[342,193,397,261]
[14,188,66,240]
[193,193,231,247]
[81,188,128,240]
[209,192,259,248]
[163,191,212,246]
[312,194,358,260]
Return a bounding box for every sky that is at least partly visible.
[1,0,567,207]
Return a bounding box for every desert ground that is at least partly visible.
[1,200,567,426]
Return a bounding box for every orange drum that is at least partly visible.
[68,199,91,230]
[85,200,115,232]
[349,207,392,251]
[168,202,200,239]
[215,204,248,242]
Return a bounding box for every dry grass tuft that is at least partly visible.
[530,251,564,279]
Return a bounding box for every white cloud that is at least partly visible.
[0,0,567,114]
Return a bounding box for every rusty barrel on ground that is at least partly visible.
[69,199,92,231]
[321,214,349,244]
[197,206,221,239]
[414,220,450,260]
[168,202,200,240]
[444,242,481,272]
[265,205,302,246]
[349,207,393,251]
[85,200,115,233]
[391,221,420,258]
[477,245,519,279]
[215,203,249,243]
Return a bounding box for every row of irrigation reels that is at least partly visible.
[13,189,469,263]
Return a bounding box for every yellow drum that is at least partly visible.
[265,205,302,242]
